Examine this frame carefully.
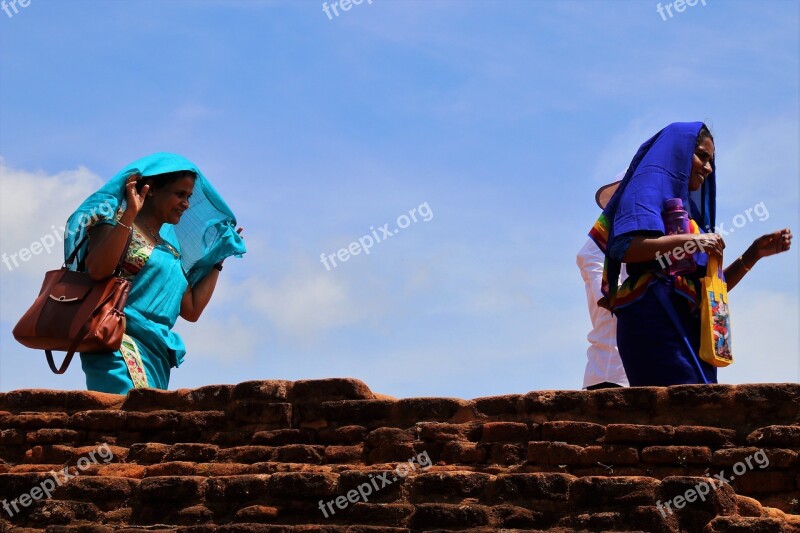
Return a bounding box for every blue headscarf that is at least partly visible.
[592,122,716,306]
[64,153,246,286]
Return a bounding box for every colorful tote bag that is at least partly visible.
[699,254,733,367]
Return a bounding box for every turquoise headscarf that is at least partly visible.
[64,152,246,286]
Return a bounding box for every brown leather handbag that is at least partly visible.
[13,231,132,374]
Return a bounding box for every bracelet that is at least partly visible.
[738,255,751,272]
[116,221,134,232]
[213,262,223,271]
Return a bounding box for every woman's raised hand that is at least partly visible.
[124,173,149,216]
[751,228,792,259]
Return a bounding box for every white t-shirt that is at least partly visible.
[577,238,629,388]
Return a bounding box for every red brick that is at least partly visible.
[441,441,486,464]
[316,400,394,425]
[566,511,624,530]
[60,476,138,503]
[317,425,368,445]
[1,413,70,429]
[747,425,800,447]
[216,446,275,464]
[324,445,364,464]
[289,378,375,402]
[136,476,206,503]
[570,476,659,507]
[580,445,639,466]
[229,400,291,426]
[27,499,102,525]
[144,462,199,476]
[95,464,147,479]
[177,411,227,430]
[252,429,309,445]
[410,503,490,529]
[712,447,796,469]
[490,443,527,465]
[410,472,490,501]
[522,390,588,418]
[337,470,406,504]
[365,427,414,446]
[493,473,574,501]
[605,424,675,443]
[392,398,470,425]
[69,410,126,431]
[472,394,522,417]
[233,504,280,522]
[273,444,324,464]
[481,422,531,442]
[641,446,711,465]
[206,474,270,502]
[127,442,170,464]
[527,441,583,465]
[347,502,414,525]
[26,428,83,445]
[541,421,605,444]
[368,442,417,464]
[493,503,545,529]
[417,422,481,442]
[163,443,219,463]
[658,475,738,516]
[267,472,337,499]
[125,410,180,431]
[24,444,74,464]
[705,516,792,532]
[673,425,736,446]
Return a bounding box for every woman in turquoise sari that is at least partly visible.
[64,153,246,394]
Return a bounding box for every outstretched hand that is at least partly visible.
[752,228,792,259]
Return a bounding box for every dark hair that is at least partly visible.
[135,170,196,193]
[695,125,714,147]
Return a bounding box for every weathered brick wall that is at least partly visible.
[0,380,798,532]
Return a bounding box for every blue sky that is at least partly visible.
[1,0,797,398]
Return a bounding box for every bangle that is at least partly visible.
[738,255,751,272]
[213,262,223,271]
[116,221,133,232]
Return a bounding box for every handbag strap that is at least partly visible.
[44,285,124,374]
[652,282,710,385]
[66,223,133,275]
[48,227,133,375]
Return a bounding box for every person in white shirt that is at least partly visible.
[578,177,629,390]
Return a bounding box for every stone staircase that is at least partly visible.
[0,380,799,532]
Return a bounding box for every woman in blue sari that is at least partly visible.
[589,122,792,386]
[64,153,246,394]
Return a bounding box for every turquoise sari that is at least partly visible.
[64,153,246,394]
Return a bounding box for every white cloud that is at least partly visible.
[246,265,368,344]
[0,158,103,259]
[0,159,105,323]
[173,314,258,363]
